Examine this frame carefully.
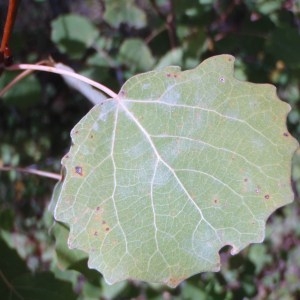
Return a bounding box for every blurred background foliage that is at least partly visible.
[1,0,300,299]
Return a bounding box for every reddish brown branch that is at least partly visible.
[0,0,19,53]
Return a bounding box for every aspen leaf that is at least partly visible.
[53,55,298,287]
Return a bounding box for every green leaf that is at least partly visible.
[266,27,300,69]
[181,281,208,299]
[119,38,155,72]
[103,0,146,29]
[51,222,88,270]
[155,48,183,69]
[53,55,298,287]
[0,209,14,231]
[252,0,282,15]
[100,279,127,300]
[0,237,76,300]
[0,73,41,108]
[248,244,272,274]
[51,14,99,59]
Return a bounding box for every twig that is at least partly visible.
[166,1,178,48]
[145,25,166,44]
[0,270,23,300]
[0,60,52,97]
[0,69,32,97]
[6,64,118,99]
[0,0,19,53]
[149,0,178,48]
[0,166,61,181]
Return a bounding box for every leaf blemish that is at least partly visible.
[75,166,83,176]
[283,132,289,137]
[214,199,218,204]
[96,206,103,214]
[166,73,178,78]
[219,77,225,83]
[264,194,270,200]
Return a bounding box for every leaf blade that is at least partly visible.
[54,54,298,287]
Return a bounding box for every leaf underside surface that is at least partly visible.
[53,55,298,287]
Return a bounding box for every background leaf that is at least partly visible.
[0,73,41,108]
[119,38,155,72]
[266,27,300,69]
[54,54,298,287]
[0,237,76,300]
[51,14,99,59]
[103,0,147,29]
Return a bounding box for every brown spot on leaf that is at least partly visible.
[90,134,94,139]
[166,73,179,79]
[102,220,106,225]
[219,77,225,83]
[244,178,248,182]
[94,231,98,236]
[75,166,83,176]
[165,277,184,288]
[105,227,110,231]
[283,132,289,137]
[264,194,270,200]
[95,207,104,215]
